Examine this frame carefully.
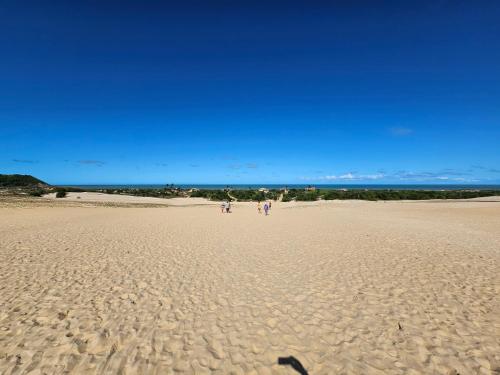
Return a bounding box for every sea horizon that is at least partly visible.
[60,183,500,191]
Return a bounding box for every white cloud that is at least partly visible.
[302,173,385,181]
[339,173,355,180]
[396,172,477,182]
[301,170,481,183]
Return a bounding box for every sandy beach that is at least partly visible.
[1,196,499,374]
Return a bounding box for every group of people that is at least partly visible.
[257,200,271,215]
[220,200,272,215]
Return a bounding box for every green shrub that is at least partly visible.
[320,189,500,201]
[266,190,280,201]
[28,189,44,197]
[295,191,321,201]
[55,189,67,198]
[227,190,255,201]
[190,189,230,201]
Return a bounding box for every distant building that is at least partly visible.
[305,186,316,191]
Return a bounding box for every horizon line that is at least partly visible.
[56,182,500,186]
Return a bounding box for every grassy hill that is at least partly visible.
[0,174,48,187]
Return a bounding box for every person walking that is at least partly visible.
[264,202,269,215]
[257,201,262,214]
[225,200,231,213]
[221,201,225,213]
[268,201,272,210]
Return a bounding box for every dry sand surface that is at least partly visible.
[42,192,215,206]
[1,197,500,374]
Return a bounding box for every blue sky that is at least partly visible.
[1,1,499,185]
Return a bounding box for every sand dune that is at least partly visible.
[1,199,499,374]
[43,192,215,206]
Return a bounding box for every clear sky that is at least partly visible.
[1,1,499,185]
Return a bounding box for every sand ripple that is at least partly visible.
[1,201,499,374]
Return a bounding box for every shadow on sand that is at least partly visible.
[278,356,309,375]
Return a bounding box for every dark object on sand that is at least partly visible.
[55,190,67,198]
[278,356,308,375]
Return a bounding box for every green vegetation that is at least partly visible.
[282,189,299,200]
[0,174,47,187]
[190,189,230,201]
[321,189,500,201]
[28,189,45,197]
[281,189,321,201]
[84,187,500,201]
[55,189,67,198]
[229,189,280,202]
[60,186,86,193]
[3,175,495,202]
[280,188,500,201]
[95,187,183,198]
[85,187,282,202]
[265,190,280,201]
[295,190,322,201]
